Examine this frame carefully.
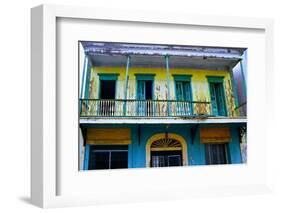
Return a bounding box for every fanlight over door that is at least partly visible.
[151,138,182,151]
[150,138,183,167]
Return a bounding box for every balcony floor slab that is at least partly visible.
[79,117,247,124]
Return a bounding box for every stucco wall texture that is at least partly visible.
[89,67,237,117]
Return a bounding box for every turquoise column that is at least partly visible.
[228,128,242,164]
[83,144,90,170]
[124,55,130,115]
[165,55,171,116]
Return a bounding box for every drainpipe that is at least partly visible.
[165,55,171,116]
[124,55,130,115]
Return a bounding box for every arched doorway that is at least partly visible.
[146,133,188,167]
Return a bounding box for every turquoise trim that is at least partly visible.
[135,74,155,99]
[135,74,155,81]
[228,128,242,164]
[136,74,155,116]
[97,73,119,99]
[172,74,192,81]
[128,143,133,168]
[207,76,228,116]
[221,82,229,116]
[173,78,194,115]
[98,73,119,80]
[206,76,224,83]
[84,144,90,170]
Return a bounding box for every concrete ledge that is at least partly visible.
[80,117,247,124]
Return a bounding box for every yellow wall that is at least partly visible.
[89,66,237,117]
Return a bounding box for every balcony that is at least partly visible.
[234,102,247,117]
[80,99,214,118]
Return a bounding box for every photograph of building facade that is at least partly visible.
[79,41,247,170]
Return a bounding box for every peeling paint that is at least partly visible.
[89,66,237,116]
[82,41,245,59]
[224,79,238,117]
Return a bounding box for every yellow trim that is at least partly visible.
[146,133,188,167]
[200,127,231,143]
[151,147,182,151]
[86,128,131,145]
[201,138,231,143]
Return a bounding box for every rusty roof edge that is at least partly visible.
[81,41,246,58]
[85,49,243,60]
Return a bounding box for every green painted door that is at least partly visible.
[209,83,226,116]
[137,80,146,116]
[215,83,226,116]
[175,81,192,116]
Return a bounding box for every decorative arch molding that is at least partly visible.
[145,133,188,167]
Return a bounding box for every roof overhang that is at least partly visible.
[88,54,240,70]
[81,41,246,70]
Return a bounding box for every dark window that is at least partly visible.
[100,80,116,99]
[209,82,226,116]
[99,80,116,116]
[92,152,110,170]
[145,80,153,100]
[88,145,128,170]
[110,152,128,169]
[205,144,229,165]
[151,151,182,167]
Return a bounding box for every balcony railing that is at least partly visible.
[234,102,247,117]
[80,99,212,118]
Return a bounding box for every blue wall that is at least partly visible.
[82,123,242,169]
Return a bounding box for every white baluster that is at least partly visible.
[111,100,113,116]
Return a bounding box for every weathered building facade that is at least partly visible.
[79,42,247,170]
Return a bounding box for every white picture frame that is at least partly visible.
[31,4,274,208]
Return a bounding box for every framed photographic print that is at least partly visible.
[31,4,274,208]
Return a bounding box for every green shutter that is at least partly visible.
[216,84,226,116]
[210,83,227,116]
[183,82,191,101]
[176,82,184,101]
[175,81,193,116]
[183,82,192,115]
[137,80,146,116]
[137,80,145,100]
[210,83,218,116]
